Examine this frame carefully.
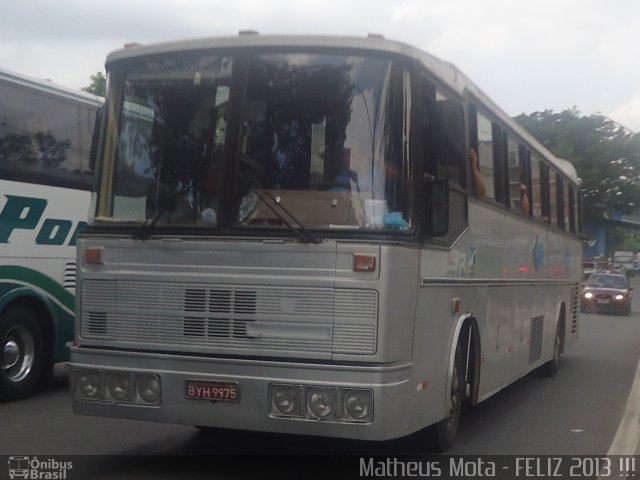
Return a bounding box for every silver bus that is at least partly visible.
[70,34,581,451]
[0,68,102,400]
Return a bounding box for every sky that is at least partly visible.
[2,0,640,132]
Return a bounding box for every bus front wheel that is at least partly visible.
[0,306,46,401]
[426,342,465,452]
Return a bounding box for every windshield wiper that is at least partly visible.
[135,206,170,241]
[251,188,319,244]
[237,173,319,244]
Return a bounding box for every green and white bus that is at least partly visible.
[70,34,581,450]
[0,68,102,400]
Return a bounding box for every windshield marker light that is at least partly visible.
[353,253,376,272]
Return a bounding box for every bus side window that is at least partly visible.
[557,174,566,229]
[434,92,466,188]
[548,167,557,226]
[568,184,577,233]
[563,179,570,231]
[530,154,543,221]
[509,143,530,216]
[540,162,551,223]
[474,111,496,200]
[420,77,467,241]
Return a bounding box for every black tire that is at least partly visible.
[0,306,46,401]
[540,323,562,377]
[427,343,465,452]
[194,426,216,432]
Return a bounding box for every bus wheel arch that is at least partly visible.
[426,315,481,452]
[0,298,54,401]
[461,317,481,405]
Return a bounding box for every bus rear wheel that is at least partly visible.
[0,306,46,401]
[540,323,562,377]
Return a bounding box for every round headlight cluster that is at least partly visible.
[269,384,373,423]
[74,369,161,406]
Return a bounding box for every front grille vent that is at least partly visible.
[528,315,544,364]
[86,311,108,335]
[184,288,206,312]
[183,288,256,339]
[80,280,378,357]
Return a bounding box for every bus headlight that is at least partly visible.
[107,373,132,402]
[584,292,593,299]
[76,370,103,400]
[136,375,161,405]
[270,384,302,417]
[615,294,625,300]
[342,389,373,423]
[306,387,337,421]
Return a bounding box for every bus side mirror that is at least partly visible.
[426,176,449,237]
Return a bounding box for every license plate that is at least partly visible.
[597,298,610,304]
[185,380,240,402]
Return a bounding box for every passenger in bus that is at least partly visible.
[199,164,220,224]
[469,148,487,197]
[519,182,530,216]
[328,148,359,192]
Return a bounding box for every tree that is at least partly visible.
[82,72,106,97]
[514,108,640,222]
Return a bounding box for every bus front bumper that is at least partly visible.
[70,347,414,441]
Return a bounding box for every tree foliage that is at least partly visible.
[82,72,106,97]
[514,108,640,222]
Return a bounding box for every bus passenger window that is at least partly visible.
[476,112,495,200]
[557,175,566,229]
[539,162,551,223]
[564,181,571,231]
[530,155,543,221]
[507,137,528,214]
[549,169,557,226]
[568,185,577,233]
[434,92,466,187]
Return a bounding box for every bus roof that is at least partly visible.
[0,66,104,108]
[105,34,578,185]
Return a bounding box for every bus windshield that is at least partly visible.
[97,51,413,233]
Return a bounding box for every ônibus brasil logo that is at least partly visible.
[7,456,72,480]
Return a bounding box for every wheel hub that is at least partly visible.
[2,325,35,382]
[2,339,20,369]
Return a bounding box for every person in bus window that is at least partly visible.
[519,182,530,216]
[469,148,487,197]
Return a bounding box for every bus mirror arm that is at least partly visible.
[425,176,449,237]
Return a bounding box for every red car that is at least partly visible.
[582,273,633,315]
